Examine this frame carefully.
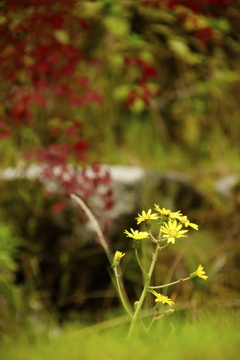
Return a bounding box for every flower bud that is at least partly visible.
[113,251,125,266]
[133,239,140,249]
[155,301,163,311]
[145,221,151,229]
[190,272,197,279]
[134,301,139,311]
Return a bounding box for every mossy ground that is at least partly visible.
[1,308,239,360]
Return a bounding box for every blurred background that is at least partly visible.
[0,0,240,334]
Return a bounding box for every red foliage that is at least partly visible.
[125,57,158,83]
[192,27,215,45]
[142,0,235,16]
[125,56,160,109]
[126,83,160,108]
[0,0,101,125]
[0,119,12,139]
[0,0,113,229]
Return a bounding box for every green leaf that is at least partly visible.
[54,30,70,44]
[104,16,129,37]
[149,24,173,37]
[113,85,131,101]
[168,37,203,65]
[109,54,124,70]
[130,98,145,113]
[0,253,16,272]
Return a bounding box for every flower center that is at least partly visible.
[169,230,178,237]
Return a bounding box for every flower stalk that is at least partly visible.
[71,196,208,338]
[113,265,133,318]
[149,276,191,289]
[134,248,147,274]
[127,241,162,337]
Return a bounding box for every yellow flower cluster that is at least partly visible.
[125,205,198,245]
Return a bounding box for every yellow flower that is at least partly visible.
[160,220,188,244]
[154,204,182,220]
[178,216,198,230]
[136,209,158,225]
[113,251,125,266]
[124,228,149,240]
[151,290,175,307]
[191,265,208,280]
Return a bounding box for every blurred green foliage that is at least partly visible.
[0,178,114,325]
[0,0,240,334]
[75,0,240,172]
[0,223,23,334]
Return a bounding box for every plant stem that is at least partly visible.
[70,194,112,263]
[148,230,158,243]
[149,276,191,289]
[146,309,157,332]
[113,266,133,318]
[127,242,161,338]
[135,248,147,275]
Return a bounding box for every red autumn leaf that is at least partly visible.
[52,201,66,213]
[74,140,88,154]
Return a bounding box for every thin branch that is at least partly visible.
[135,248,147,275]
[113,266,133,318]
[70,193,112,264]
[149,277,191,289]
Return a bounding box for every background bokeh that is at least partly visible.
[0,0,240,334]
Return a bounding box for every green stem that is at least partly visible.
[135,248,147,275]
[154,314,165,321]
[127,242,161,338]
[149,276,191,289]
[159,243,169,250]
[146,309,157,332]
[148,230,158,243]
[113,266,133,318]
[127,281,149,338]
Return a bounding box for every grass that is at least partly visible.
[1,308,240,360]
[85,110,240,187]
